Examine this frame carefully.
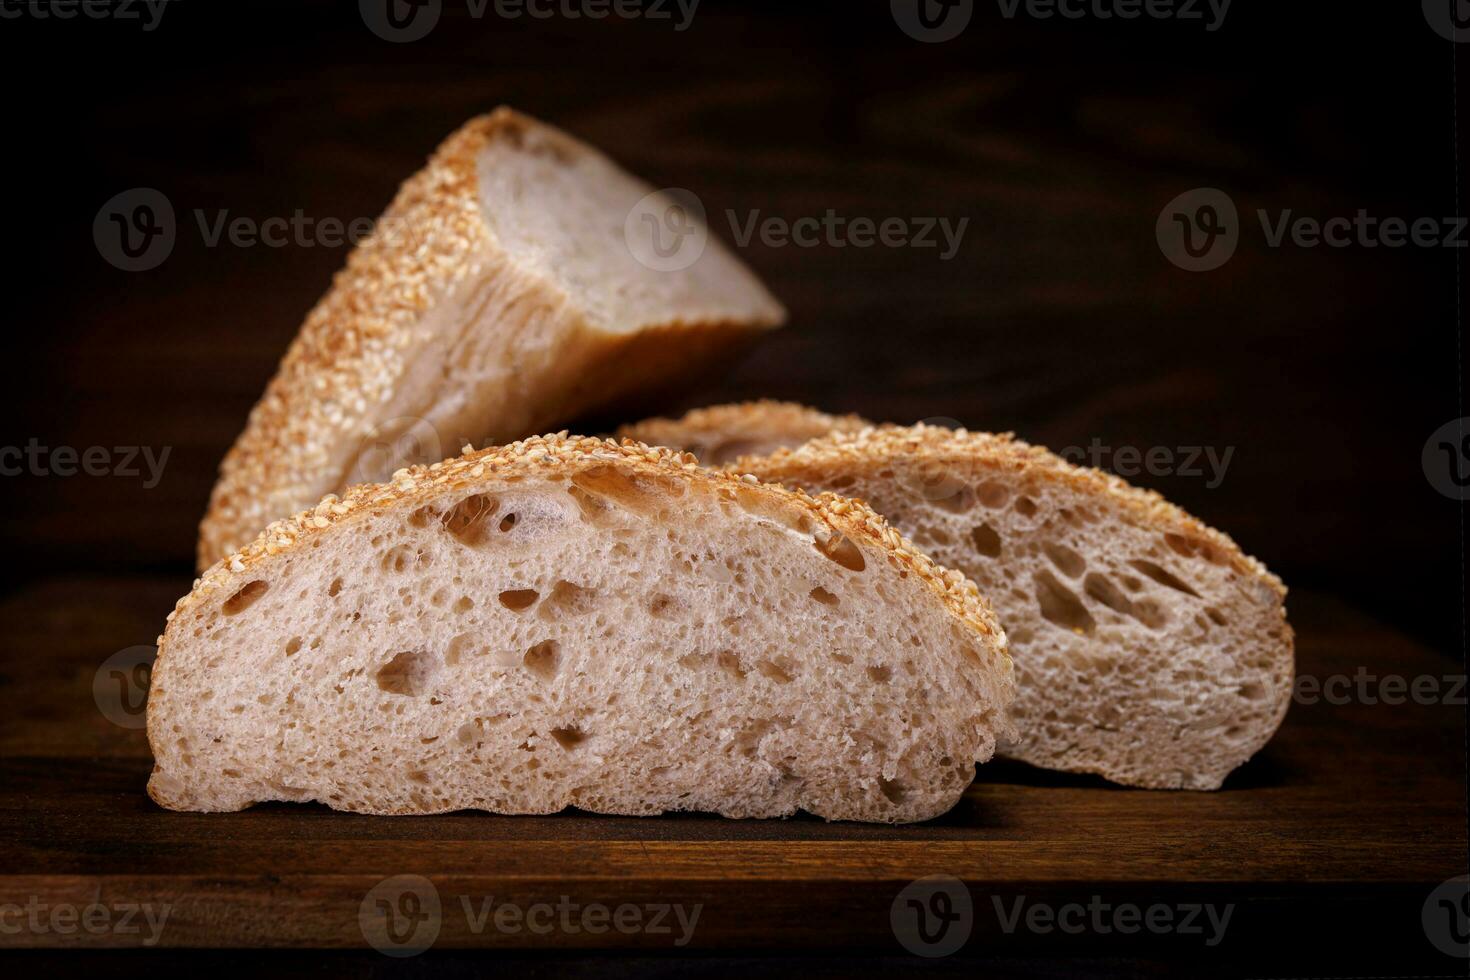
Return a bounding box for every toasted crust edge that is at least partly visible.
[197,109,786,572]
[616,400,871,448]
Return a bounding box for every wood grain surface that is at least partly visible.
[0,579,1463,963]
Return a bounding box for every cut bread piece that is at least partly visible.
[617,400,871,464]
[197,108,785,571]
[729,424,1293,790]
[151,435,1013,823]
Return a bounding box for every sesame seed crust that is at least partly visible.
[616,400,871,450]
[726,423,1286,600]
[173,434,1007,663]
[196,108,785,572]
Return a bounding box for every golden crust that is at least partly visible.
[196,111,516,571]
[196,109,785,572]
[727,423,1287,600]
[169,434,1008,662]
[616,400,870,451]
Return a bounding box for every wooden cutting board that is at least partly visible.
[0,577,1463,964]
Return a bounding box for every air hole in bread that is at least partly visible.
[523,640,559,680]
[648,593,682,618]
[976,481,1009,508]
[328,577,343,597]
[932,485,976,514]
[442,494,499,545]
[1034,570,1095,634]
[813,531,865,572]
[566,484,611,522]
[1128,559,1201,598]
[376,650,437,696]
[499,513,518,532]
[1013,496,1038,517]
[970,522,1002,558]
[716,650,746,680]
[735,487,813,533]
[408,505,438,528]
[571,465,664,514]
[756,657,795,683]
[454,596,474,614]
[830,652,853,665]
[809,586,840,606]
[446,633,478,666]
[1164,532,1222,562]
[1043,542,1086,578]
[498,589,539,612]
[382,544,431,574]
[222,581,268,616]
[1238,682,1267,702]
[541,580,597,617]
[1083,572,1133,616]
[1132,597,1169,629]
[284,636,302,656]
[878,777,907,805]
[549,726,587,750]
[1206,606,1229,626]
[866,665,892,684]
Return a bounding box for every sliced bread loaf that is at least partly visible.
[616,400,871,464]
[728,423,1294,790]
[151,435,1014,823]
[197,108,785,571]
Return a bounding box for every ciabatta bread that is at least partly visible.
[616,400,870,464]
[197,108,785,571]
[729,423,1293,790]
[151,435,1014,823]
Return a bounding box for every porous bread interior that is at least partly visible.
[476,122,776,335]
[152,466,1007,823]
[738,430,1293,790]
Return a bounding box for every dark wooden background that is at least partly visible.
[0,0,1464,971]
[1,0,1463,652]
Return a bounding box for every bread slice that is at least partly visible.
[196,108,785,571]
[616,400,870,464]
[729,424,1294,790]
[150,435,1014,823]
